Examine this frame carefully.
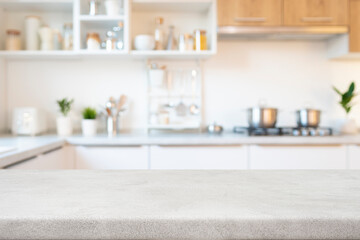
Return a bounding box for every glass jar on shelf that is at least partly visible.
[63,23,73,50]
[105,31,117,51]
[86,32,101,50]
[113,22,124,50]
[6,29,21,51]
[193,29,207,51]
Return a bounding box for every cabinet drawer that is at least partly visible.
[75,146,148,170]
[5,147,66,170]
[218,0,282,26]
[250,145,347,169]
[284,0,348,26]
[348,145,360,169]
[150,145,248,170]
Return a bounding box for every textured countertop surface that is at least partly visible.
[0,170,359,240]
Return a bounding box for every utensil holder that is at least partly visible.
[107,116,118,137]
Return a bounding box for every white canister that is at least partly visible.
[25,16,41,50]
[39,26,54,51]
[104,0,123,16]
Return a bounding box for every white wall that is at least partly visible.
[5,40,360,132]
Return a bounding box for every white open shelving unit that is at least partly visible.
[0,0,217,60]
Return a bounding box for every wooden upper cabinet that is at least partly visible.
[283,0,349,26]
[218,0,282,26]
[350,0,360,52]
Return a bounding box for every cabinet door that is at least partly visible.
[218,0,282,26]
[5,147,66,170]
[150,145,248,170]
[348,145,360,169]
[350,0,360,52]
[249,145,347,169]
[284,0,348,26]
[75,146,148,169]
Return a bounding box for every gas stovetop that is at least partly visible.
[233,126,333,136]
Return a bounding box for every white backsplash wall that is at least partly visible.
[5,40,360,132]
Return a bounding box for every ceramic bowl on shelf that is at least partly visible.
[134,35,155,51]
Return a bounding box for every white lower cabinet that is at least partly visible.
[150,145,248,169]
[5,147,67,170]
[249,145,347,169]
[75,146,148,169]
[348,145,360,169]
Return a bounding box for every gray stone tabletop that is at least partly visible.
[0,170,360,239]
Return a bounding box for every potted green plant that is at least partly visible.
[333,82,358,134]
[56,98,74,136]
[82,107,97,137]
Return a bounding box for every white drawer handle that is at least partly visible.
[301,17,333,23]
[234,17,266,22]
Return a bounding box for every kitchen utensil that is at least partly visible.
[117,95,127,112]
[189,70,200,115]
[134,35,155,50]
[296,109,321,128]
[247,107,278,128]
[207,122,223,134]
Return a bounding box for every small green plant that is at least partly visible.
[333,82,357,115]
[57,98,74,117]
[82,107,97,120]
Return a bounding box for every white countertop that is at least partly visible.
[1,132,360,168]
[0,170,359,240]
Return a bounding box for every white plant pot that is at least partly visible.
[336,118,358,135]
[82,119,97,137]
[56,116,73,136]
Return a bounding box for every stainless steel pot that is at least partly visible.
[296,109,321,128]
[248,107,278,128]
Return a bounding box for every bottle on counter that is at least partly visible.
[5,29,22,51]
[86,32,101,50]
[154,17,164,50]
[25,16,41,50]
[166,25,177,51]
[63,23,73,50]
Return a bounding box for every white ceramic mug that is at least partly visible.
[104,0,123,16]
[134,35,155,51]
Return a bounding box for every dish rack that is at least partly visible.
[146,61,203,133]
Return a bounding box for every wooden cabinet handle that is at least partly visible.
[301,17,333,23]
[234,17,266,23]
